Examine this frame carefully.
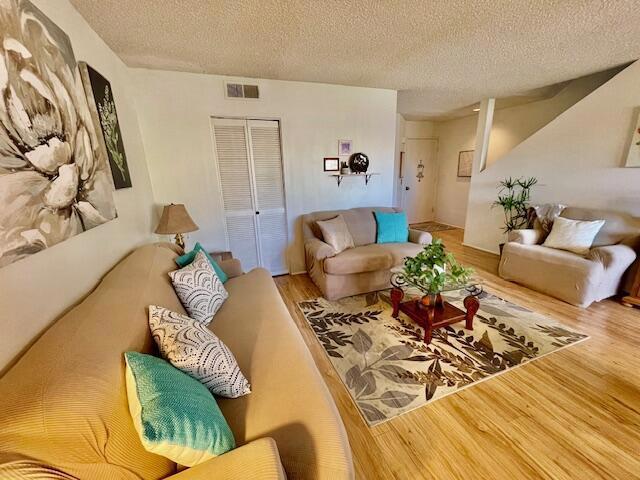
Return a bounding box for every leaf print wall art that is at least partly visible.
[79,62,131,189]
[0,0,117,269]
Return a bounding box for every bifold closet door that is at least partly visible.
[211,118,288,275]
[211,118,260,271]
[247,120,288,275]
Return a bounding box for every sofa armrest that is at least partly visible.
[507,229,543,245]
[218,258,243,279]
[165,438,285,480]
[587,244,637,270]
[305,238,336,261]
[408,229,432,245]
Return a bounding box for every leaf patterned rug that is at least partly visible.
[298,288,588,426]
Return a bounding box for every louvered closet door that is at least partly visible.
[211,118,260,271]
[247,120,288,275]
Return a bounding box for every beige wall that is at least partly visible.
[464,62,640,253]
[131,69,397,274]
[487,69,620,165]
[0,1,157,371]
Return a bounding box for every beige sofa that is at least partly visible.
[303,207,432,300]
[0,243,353,479]
[499,207,640,308]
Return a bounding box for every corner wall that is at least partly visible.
[464,61,640,253]
[0,0,157,371]
[131,69,398,273]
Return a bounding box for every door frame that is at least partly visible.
[209,116,290,274]
[402,136,439,224]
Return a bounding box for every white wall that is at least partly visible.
[131,69,397,273]
[0,1,156,371]
[464,61,640,253]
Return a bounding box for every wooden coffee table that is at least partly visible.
[390,289,480,344]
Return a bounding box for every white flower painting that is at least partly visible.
[0,0,117,268]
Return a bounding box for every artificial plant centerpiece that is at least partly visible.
[397,239,474,307]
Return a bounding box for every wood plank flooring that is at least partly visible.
[274,229,640,479]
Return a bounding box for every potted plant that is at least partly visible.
[492,176,537,252]
[398,239,474,307]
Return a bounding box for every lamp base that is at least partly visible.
[174,233,186,250]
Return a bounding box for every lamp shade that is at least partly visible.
[155,204,199,234]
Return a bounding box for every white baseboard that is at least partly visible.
[462,242,500,255]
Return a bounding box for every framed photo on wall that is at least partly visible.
[338,140,352,156]
[324,157,340,171]
[457,150,474,177]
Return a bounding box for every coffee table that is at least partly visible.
[390,274,482,344]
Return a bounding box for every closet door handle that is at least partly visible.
[256,211,260,215]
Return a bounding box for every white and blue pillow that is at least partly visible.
[169,250,228,325]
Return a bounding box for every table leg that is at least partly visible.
[463,295,480,330]
[424,305,435,344]
[391,288,404,318]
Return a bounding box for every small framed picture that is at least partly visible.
[338,140,352,156]
[323,157,340,171]
[457,150,474,177]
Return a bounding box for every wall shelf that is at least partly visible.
[328,172,379,187]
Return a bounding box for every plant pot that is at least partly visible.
[418,293,444,310]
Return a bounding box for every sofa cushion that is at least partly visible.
[302,207,398,246]
[499,242,604,307]
[324,244,393,275]
[124,351,235,467]
[374,211,409,243]
[211,268,354,478]
[176,242,229,283]
[543,217,605,255]
[169,250,228,325]
[377,242,424,266]
[316,214,354,254]
[149,306,251,398]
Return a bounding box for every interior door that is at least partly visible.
[403,138,438,224]
[211,117,289,275]
[247,120,288,275]
[211,118,260,271]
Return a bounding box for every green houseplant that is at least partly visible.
[400,239,474,298]
[492,176,538,233]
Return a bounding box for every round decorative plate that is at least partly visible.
[349,152,369,173]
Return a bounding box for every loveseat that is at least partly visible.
[499,207,640,308]
[303,207,432,300]
[0,243,353,479]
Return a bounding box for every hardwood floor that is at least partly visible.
[275,229,640,479]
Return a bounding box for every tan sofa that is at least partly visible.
[303,207,432,300]
[0,243,353,479]
[499,207,640,308]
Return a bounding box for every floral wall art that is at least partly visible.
[0,0,117,269]
[79,62,132,188]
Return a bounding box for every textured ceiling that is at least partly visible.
[70,0,640,118]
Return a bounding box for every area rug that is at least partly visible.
[410,221,457,233]
[298,288,588,426]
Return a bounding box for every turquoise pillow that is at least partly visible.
[374,211,409,243]
[124,352,235,466]
[175,242,228,283]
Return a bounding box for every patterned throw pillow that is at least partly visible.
[149,305,251,398]
[124,352,235,466]
[169,250,228,325]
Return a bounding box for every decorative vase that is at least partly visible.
[349,152,369,173]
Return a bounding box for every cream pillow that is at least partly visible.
[542,217,605,255]
[316,214,355,254]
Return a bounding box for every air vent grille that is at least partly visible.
[226,83,260,99]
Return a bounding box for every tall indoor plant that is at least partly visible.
[492,176,538,234]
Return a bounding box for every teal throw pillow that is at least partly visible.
[124,352,235,466]
[175,242,228,283]
[374,211,409,243]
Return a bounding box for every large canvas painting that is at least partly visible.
[0,0,117,268]
[79,62,132,188]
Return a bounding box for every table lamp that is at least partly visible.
[155,203,198,250]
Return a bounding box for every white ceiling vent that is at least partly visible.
[225,82,260,99]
